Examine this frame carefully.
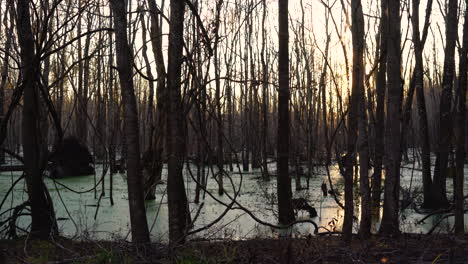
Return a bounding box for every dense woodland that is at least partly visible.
[0,0,468,254]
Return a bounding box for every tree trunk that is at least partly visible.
[0,1,14,164]
[81,17,92,145]
[261,0,269,180]
[95,12,106,162]
[139,8,158,200]
[277,0,295,225]
[108,10,115,205]
[192,2,205,203]
[319,34,330,166]
[380,0,402,236]
[213,0,224,195]
[147,0,167,189]
[372,0,387,208]
[342,0,363,241]
[351,0,371,239]
[75,10,89,144]
[249,11,260,170]
[17,0,57,239]
[433,0,458,209]
[110,0,150,244]
[411,0,435,209]
[454,0,468,234]
[243,21,250,172]
[166,0,190,244]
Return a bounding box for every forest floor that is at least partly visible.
[1,234,468,263]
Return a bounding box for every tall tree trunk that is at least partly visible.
[40,3,52,179]
[110,0,150,243]
[249,10,260,170]
[0,0,14,164]
[95,10,106,162]
[433,0,458,209]
[192,2,204,204]
[75,9,88,144]
[261,0,269,180]
[108,10,115,205]
[96,28,106,197]
[194,78,204,204]
[303,2,314,188]
[242,17,250,172]
[166,0,190,244]
[139,8,158,200]
[277,0,295,225]
[380,0,402,236]
[81,16,92,145]
[17,0,57,239]
[351,0,371,239]
[372,0,387,208]
[147,0,167,190]
[412,0,435,209]
[342,0,363,241]
[319,33,330,166]
[454,0,468,235]
[213,0,224,195]
[224,13,235,173]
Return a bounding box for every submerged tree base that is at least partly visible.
[1,234,467,263]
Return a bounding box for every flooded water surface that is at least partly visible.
[1,159,468,242]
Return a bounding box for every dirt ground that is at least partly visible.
[1,234,467,263]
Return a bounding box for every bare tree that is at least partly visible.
[277,0,295,225]
[166,0,191,243]
[139,4,158,200]
[17,0,57,238]
[372,0,387,208]
[380,0,402,236]
[454,0,468,234]
[74,5,91,144]
[342,0,366,241]
[411,0,434,209]
[110,0,150,244]
[147,0,167,198]
[433,0,458,209]
[350,0,371,239]
[213,0,224,195]
[261,0,269,180]
[0,0,14,164]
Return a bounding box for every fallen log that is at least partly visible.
[0,165,23,172]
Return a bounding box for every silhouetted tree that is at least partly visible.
[433,0,458,209]
[372,0,387,208]
[110,0,150,244]
[454,0,468,235]
[411,0,434,209]
[350,0,371,239]
[380,0,402,236]
[17,0,57,238]
[277,0,295,225]
[166,0,191,244]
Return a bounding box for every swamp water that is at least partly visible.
[1,160,468,242]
